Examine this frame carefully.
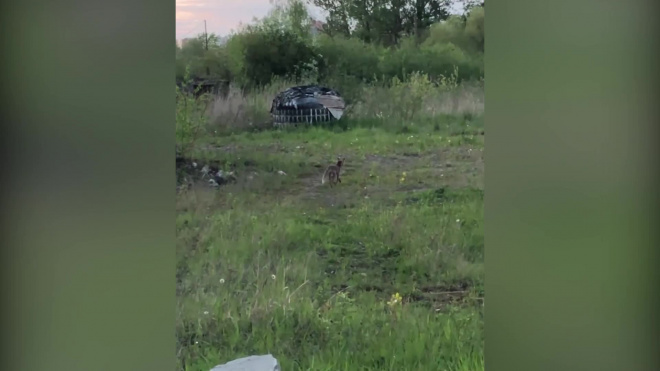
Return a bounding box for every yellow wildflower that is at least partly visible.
[387,292,403,306]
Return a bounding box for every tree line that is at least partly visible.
[175,0,484,91]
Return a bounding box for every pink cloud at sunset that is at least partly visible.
[175,0,323,40]
[175,0,465,40]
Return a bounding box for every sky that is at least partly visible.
[176,0,465,41]
[175,0,324,40]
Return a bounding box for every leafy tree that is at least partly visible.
[312,0,352,37]
[464,6,484,52]
[461,0,484,13]
[176,33,231,80]
[310,0,453,45]
[225,2,320,88]
[401,0,452,42]
[265,0,314,40]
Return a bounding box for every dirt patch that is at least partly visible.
[408,281,483,311]
[292,145,483,206]
[176,142,483,204]
[198,143,241,153]
[364,153,421,169]
[294,161,363,206]
[403,187,484,206]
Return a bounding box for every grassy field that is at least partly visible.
[176,84,484,370]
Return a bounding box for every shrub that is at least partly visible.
[176,67,211,156]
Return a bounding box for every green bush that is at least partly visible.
[316,35,381,82]
[227,25,319,89]
[176,68,211,156]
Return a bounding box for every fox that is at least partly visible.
[321,157,344,187]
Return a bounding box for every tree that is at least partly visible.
[238,26,318,87]
[310,0,453,45]
[310,0,352,37]
[175,33,231,80]
[461,0,484,13]
[382,0,407,45]
[402,0,452,42]
[464,5,483,52]
[347,0,380,43]
[265,0,314,40]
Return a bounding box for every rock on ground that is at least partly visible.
[210,354,280,371]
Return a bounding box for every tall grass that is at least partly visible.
[201,70,484,137]
[176,87,210,157]
[176,71,485,370]
[177,180,484,371]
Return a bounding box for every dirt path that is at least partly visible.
[291,145,483,208]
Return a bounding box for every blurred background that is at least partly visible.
[1,0,658,370]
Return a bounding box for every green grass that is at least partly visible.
[176,114,484,370]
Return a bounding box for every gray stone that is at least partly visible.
[210,354,280,371]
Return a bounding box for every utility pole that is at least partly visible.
[204,20,210,76]
[204,20,208,51]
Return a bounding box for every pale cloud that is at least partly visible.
[176,0,207,7]
[176,11,196,21]
[175,0,324,39]
[175,0,464,40]
[176,0,281,39]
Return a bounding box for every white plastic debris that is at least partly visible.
[210,354,280,371]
